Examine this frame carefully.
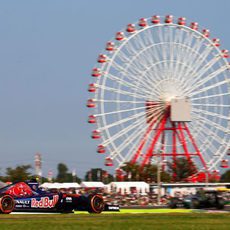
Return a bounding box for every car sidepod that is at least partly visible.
[14,194,61,212]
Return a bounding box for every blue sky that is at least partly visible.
[0,0,229,178]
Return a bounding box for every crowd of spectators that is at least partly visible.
[46,186,230,207]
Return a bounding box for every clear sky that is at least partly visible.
[0,0,229,178]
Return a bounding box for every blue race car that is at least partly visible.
[0,180,106,214]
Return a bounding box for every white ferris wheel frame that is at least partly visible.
[89,16,230,173]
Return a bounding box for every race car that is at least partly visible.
[0,180,107,214]
[169,190,225,209]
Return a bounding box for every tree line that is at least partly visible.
[0,158,230,183]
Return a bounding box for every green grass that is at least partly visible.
[75,208,194,214]
[0,212,229,230]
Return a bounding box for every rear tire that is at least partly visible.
[88,194,104,214]
[0,194,15,214]
[216,198,225,210]
[169,198,178,209]
[191,199,200,209]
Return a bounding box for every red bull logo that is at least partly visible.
[31,195,59,208]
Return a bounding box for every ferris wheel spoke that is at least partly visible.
[191,92,230,101]
[98,99,147,104]
[175,43,209,85]
[190,120,228,159]
[188,79,228,97]
[105,107,162,146]
[123,112,165,161]
[189,122,220,160]
[173,28,197,80]
[99,111,146,132]
[192,112,228,133]
[96,84,148,100]
[193,103,229,108]
[102,118,145,146]
[106,73,151,97]
[180,47,214,87]
[96,104,157,117]
[102,109,164,147]
[190,117,227,145]
[101,107,164,144]
[192,108,229,126]
[110,62,157,92]
[188,57,223,88]
[185,65,228,95]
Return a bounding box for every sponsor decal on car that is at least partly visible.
[31,195,59,208]
[66,197,72,202]
[16,200,30,205]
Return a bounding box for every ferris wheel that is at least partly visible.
[87,15,230,180]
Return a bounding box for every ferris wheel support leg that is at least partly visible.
[131,117,159,164]
[183,123,208,171]
[177,122,192,162]
[172,122,177,180]
[141,113,168,168]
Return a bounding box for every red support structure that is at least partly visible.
[131,107,163,164]
[183,122,207,170]
[141,112,168,167]
[130,101,207,181]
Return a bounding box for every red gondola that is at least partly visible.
[221,159,228,168]
[105,157,113,166]
[151,15,160,24]
[97,54,107,63]
[165,15,173,23]
[177,17,186,26]
[97,145,106,153]
[202,29,210,37]
[91,130,101,139]
[88,83,97,93]
[212,38,220,47]
[138,18,148,27]
[106,42,115,51]
[91,68,101,77]
[190,22,198,30]
[126,24,136,33]
[115,32,125,41]
[222,49,229,58]
[87,99,96,108]
[88,115,96,124]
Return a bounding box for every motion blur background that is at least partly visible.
[0,0,229,177]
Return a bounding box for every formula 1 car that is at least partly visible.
[169,190,225,209]
[0,180,109,214]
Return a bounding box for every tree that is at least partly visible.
[120,162,171,183]
[121,162,140,181]
[56,163,68,182]
[56,163,81,183]
[3,165,32,182]
[85,168,113,183]
[168,157,197,182]
[220,170,230,182]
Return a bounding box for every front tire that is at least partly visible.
[0,194,15,214]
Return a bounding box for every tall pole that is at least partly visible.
[157,152,161,205]
[35,153,42,183]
